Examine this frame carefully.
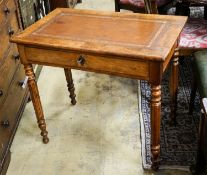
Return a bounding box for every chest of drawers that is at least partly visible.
[0,0,29,174]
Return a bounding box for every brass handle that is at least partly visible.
[3,7,10,14]
[1,120,10,128]
[8,28,14,36]
[0,89,3,97]
[77,55,86,66]
[13,53,20,60]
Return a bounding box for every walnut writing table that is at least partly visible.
[10,8,187,169]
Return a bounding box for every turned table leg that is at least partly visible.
[24,64,49,144]
[151,84,161,170]
[169,49,179,125]
[64,68,76,105]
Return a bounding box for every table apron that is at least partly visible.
[23,46,151,80]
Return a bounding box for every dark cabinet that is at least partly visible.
[0,0,29,174]
[49,0,82,10]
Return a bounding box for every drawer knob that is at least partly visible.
[3,7,10,14]
[8,28,14,36]
[0,90,3,96]
[1,120,10,128]
[77,55,86,66]
[18,77,28,89]
[13,53,20,60]
[18,80,24,87]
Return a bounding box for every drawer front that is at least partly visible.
[25,47,149,79]
[0,0,17,30]
[0,44,20,107]
[0,0,6,27]
[0,64,27,159]
[0,7,19,63]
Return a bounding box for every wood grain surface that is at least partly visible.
[11,8,187,62]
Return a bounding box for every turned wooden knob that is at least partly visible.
[1,120,10,128]
[4,7,10,14]
[77,55,85,66]
[13,53,20,60]
[0,90,3,97]
[68,0,78,8]
[18,80,24,87]
[8,28,14,36]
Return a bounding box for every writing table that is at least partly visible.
[10,8,187,169]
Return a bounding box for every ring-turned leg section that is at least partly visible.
[64,68,76,105]
[24,64,49,144]
[169,49,179,125]
[151,84,161,170]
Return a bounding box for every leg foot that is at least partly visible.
[43,136,49,144]
[24,64,49,143]
[38,119,49,144]
[64,68,76,105]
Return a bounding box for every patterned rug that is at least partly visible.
[138,58,201,169]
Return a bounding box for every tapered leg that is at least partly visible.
[24,64,49,144]
[169,50,179,125]
[151,0,158,14]
[114,0,120,12]
[64,68,76,105]
[151,84,161,170]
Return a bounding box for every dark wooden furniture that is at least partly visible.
[190,97,207,175]
[188,51,207,174]
[49,0,82,10]
[114,0,176,14]
[10,8,187,170]
[190,51,207,114]
[0,0,51,174]
[0,0,29,174]
[175,0,207,18]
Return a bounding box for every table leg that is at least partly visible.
[24,64,49,144]
[169,50,179,125]
[151,0,158,14]
[204,6,207,20]
[151,84,161,170]
[175,2,190,16]
[64,68,76,105]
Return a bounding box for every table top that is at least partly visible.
[11,8,187,62]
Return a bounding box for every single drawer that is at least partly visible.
[0,44,20,107]
[0,64,27,159]
[0,0,16,30]
[0,0,7,27]
[25,47,149,79]
[0,11,19,63]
